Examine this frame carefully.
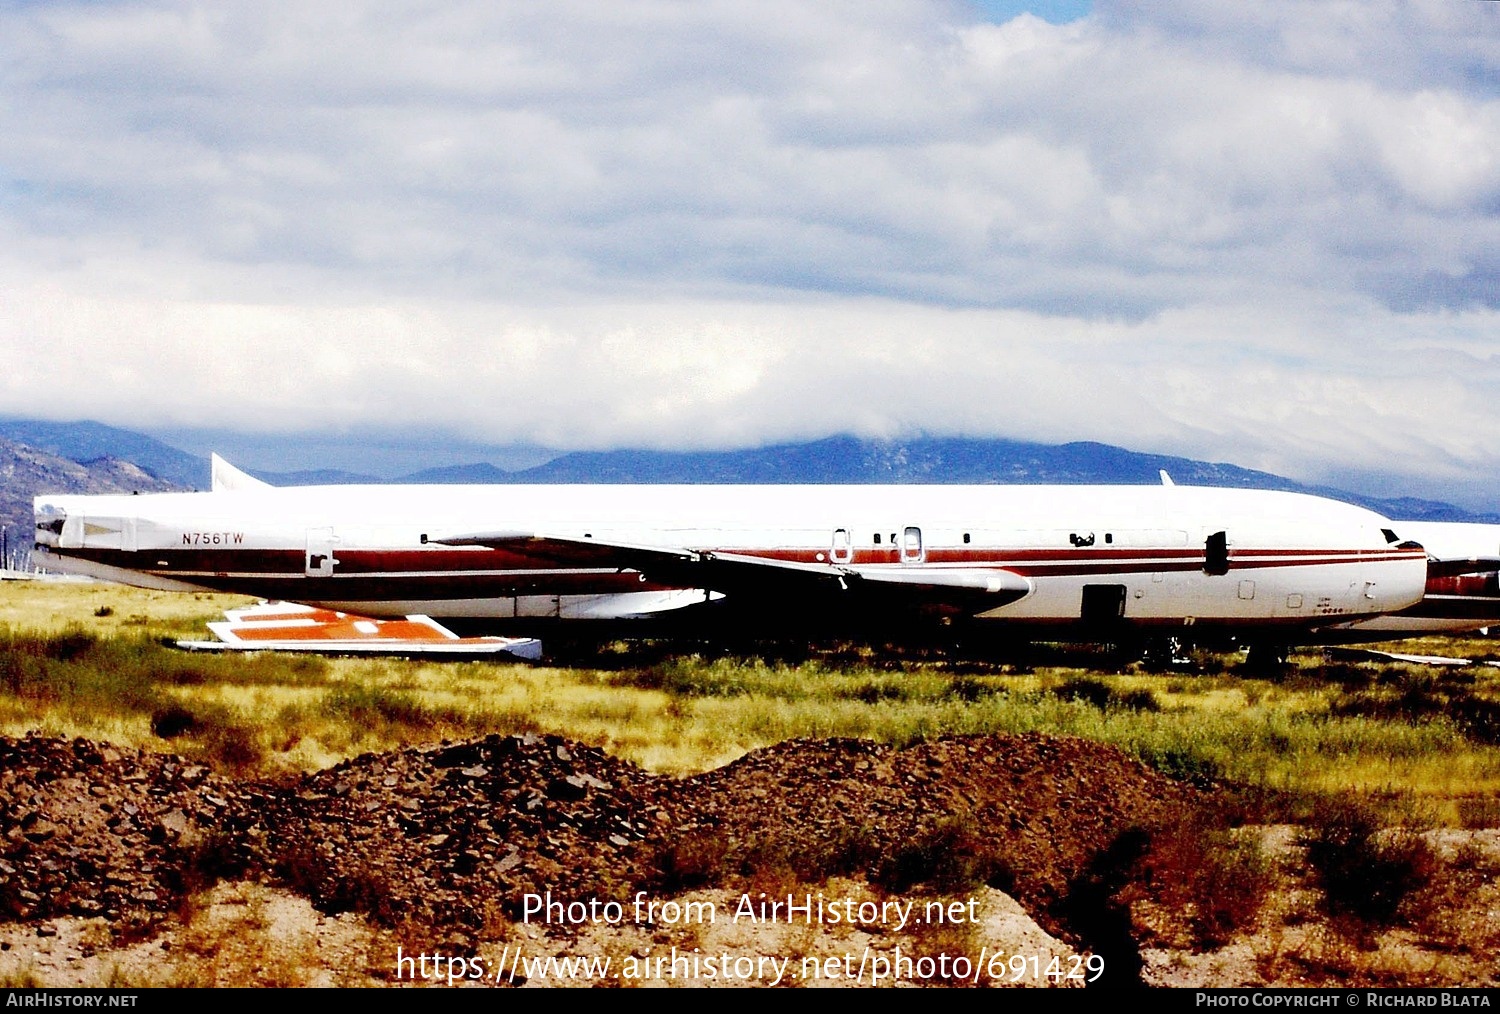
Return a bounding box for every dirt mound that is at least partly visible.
[662,734,1196,936]
[233,733,668,940]
[0,731,1197,953]
[0,736,226,929]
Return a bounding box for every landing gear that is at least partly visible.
[1243,641,1289,675]
[1141,636,1191,671]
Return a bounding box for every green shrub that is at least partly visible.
[949,676,996,702]
[322,685,434,726]
[1053,677,1159,713]
[1054,677,1113,709]
[1301,801,1436,927]
[652,831,732,891]
[1137,746,1223,788]
[1127,820,1272,948]
[874,815,1010,893]
[150,704,197,738]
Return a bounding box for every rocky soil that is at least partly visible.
[1,731,1496,988]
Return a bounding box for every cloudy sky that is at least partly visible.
[1,0,1497,501]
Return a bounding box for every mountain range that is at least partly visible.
[0,419,1495,570]
[0,435,179,569]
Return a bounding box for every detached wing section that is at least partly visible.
[178,602,542,659]
[432,531,1032,609]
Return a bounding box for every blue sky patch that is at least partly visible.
[970,0,1091,25]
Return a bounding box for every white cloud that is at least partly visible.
[0,0,1498,500]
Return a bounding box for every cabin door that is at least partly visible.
[830,528,853,564]
[1080,584,1127,626]
[901,526,924,564]
[305,527,340,577]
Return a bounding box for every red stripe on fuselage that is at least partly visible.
[64,544,1425,603]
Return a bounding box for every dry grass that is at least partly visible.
[0,582,253,636]
[3,582,1497,987]
[4,581,1500,826]
[0,882,402,987]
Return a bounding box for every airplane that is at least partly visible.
[1325,520,1500,642]
[28,455,1458,665]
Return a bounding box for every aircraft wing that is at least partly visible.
[177,602,543,659]
[1392,521,1500,578]
[1425,556,1500,578]
[432,531,1032,606]
[432,530,694,568]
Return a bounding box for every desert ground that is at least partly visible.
[1,581,1497,987]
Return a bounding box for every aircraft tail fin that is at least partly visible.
[211,453,271,492]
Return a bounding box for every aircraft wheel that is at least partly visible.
[1243,642,1289,675]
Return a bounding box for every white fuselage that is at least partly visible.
[34,482,1430,641]
[1327,520,1500,638]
